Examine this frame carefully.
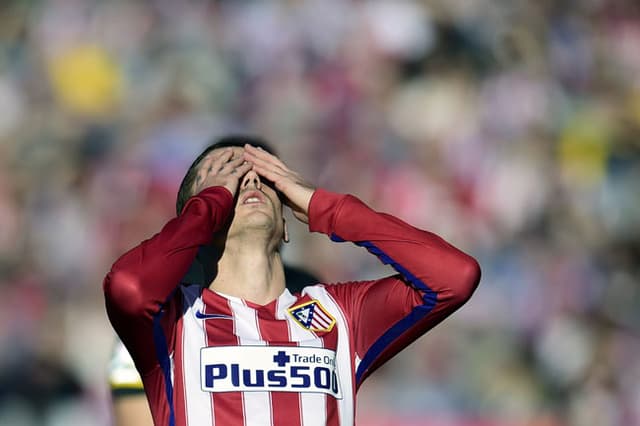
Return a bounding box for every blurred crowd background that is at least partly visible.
[0,0,639,425]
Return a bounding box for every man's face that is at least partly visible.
[196,147,285,245]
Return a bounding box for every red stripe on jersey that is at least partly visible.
[257,305,302,426]
[202,291,243,426]
[173,313,187,426]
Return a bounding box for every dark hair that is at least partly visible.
[176,135,277,215]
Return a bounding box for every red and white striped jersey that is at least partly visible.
[104,188,480,426]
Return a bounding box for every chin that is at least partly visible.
[228,216,275,237]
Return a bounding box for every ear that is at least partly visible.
[282,217,289,243]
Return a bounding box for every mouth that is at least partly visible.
[239,190,266,205]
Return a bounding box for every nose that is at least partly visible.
[240,169,261,190]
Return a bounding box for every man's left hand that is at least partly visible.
[243,144,315,224]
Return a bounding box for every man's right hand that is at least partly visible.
[192,148,253,197]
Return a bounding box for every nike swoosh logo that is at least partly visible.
[195,310,234,320]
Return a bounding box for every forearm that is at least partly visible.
[309,188,480,301]
[103,187,233,338]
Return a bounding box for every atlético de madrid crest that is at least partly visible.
[287,300,336,332]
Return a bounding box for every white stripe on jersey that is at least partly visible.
[231,299,272,426]
[181,287,214,425]
[303,286,355,426]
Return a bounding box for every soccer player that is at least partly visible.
[103,136,481,426]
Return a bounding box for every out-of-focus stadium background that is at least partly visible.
[0,0,639,425]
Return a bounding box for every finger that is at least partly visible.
[196,156,213,178]
[246,153,286,175]
[222,162,252,184]
[231,160,253,177]
[245,145,289,171]
[198,152,218,170]
[250,163,289,190]
[202,147,233,170]
[211,147,234,160]
[196,154,222,186]
[219,155,247,173]
[244,144,291,172]
[245,152,291,180]
[209,148,234,172]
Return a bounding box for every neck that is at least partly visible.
[208,238,285,305]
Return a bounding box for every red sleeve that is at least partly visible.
[103,187,234,374]
[308,188,481,386]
